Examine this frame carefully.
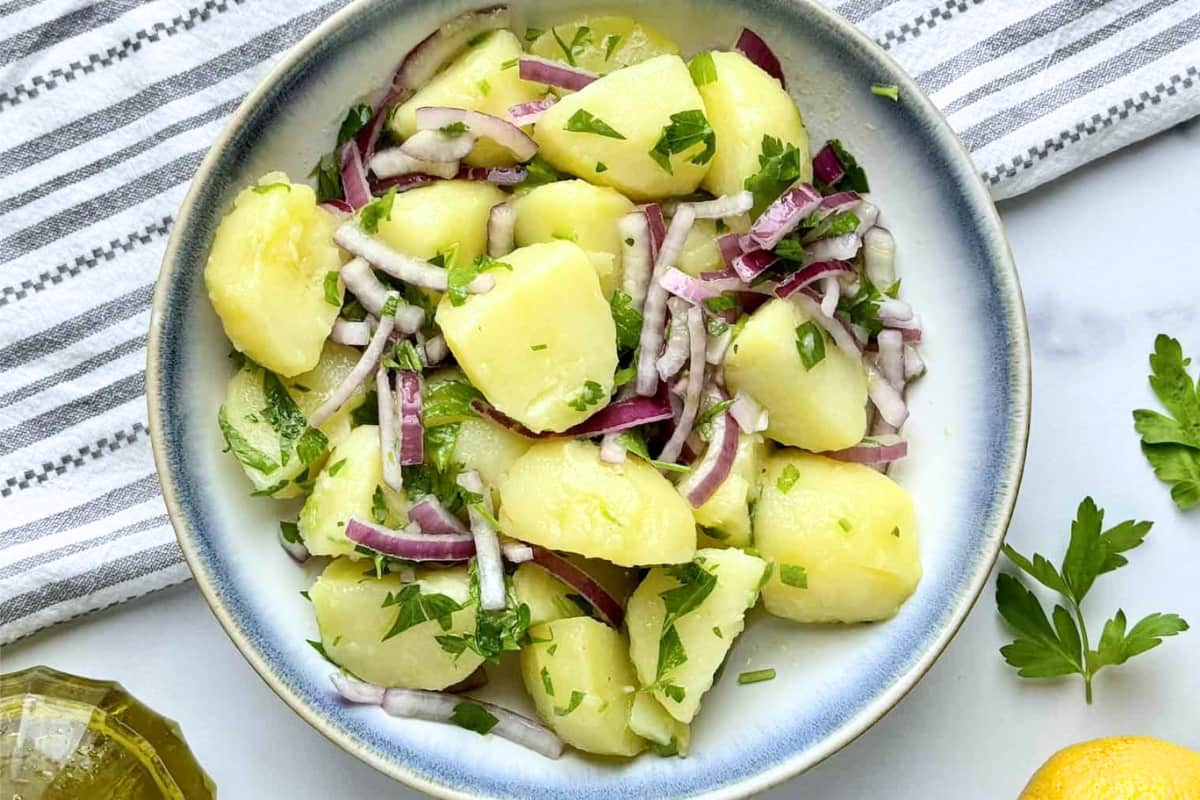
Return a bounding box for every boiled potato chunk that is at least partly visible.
[519,617,645,756]
[756,451,920,623]
[375,180,505,264]
[435,241,617,433]
[451,417,532,489]
[534,55,712,200]
[511,180,634,296]
[499,439,696,566]
[513,558,639,627]
[298,425,408,558]
[220,343,368,498]
[629,692,690,755]
[724,298,867,451]
[692,434,768,548]
[696,51,812,199]
[676,219,724,277]
[627,548,767,723]
[389,30,544,166]
[310,559,483,689]
[528,16,679,75]
[205,173,342,376]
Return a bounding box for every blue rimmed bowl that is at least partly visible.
[147,0,1030,797]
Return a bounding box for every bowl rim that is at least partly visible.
[147,1,1031,796]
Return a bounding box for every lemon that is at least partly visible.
[1021,736,1200,800]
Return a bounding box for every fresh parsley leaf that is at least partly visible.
[424,423,460,473]
[422,378,483,426]
[871,83,900,101]
[707,317,729,337]
[837,518,853,532]
[837,274,885,336]
[564,108,626,139]
[295,427,328,467]
[391,339,424,372]
[371,485,388,524]
[540,666,555,697]
[307,639,334,662]
[549,25,591,65]
[525,27,544,42]
[476,79,491,96]
[649,110,715,173]
[439,121,469,136]
[773,238,806,262]
[382,583,462,640]
[603,33,622,60]
[695,398,735,441]
[218,406,279,474]
[776,463,800,493]
[519,154,562,188]
[449,701,499,735]
[323,271,341,306]
[1134,335,1200,508]
[259,371,309,467]
[827,139,870,193]
[779,564,807,588]
[252,182,290,194]
[530,343,548,352]
[309,152,342,203]
[327,458,348,477]
[463,560,532,662]
[613,365,636,387]
[337,103,374,145]
[595,161,608,173]
[447,254,512,307]
[795,320,826,370]
[610,290,643,350]
[699,525,730,541]
[359,186,397,234]
[744,135,802,219]
[997,497,1188,702]
[737,668,776,685]
[567,380,606,412]
[1141,443,1200,509]
[688,52,718,85]
[554,690,586,716]
[656,624,688,681]
[279,521,302,544]
[704,295,737,314]
[660,560,718,629]
[801,210,861,243]
[661,683,685,703]
[250,479,289,497]
[351,390,379,426]
[613,429,691,473]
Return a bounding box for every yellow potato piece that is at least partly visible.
[691,433,768,548]
[498,439,696,567]
[724,298,867,451]
[512,180,635,296]
[389,30,545,167]
[451,417,533,490]
[528,16,679,76]
[533,55,712,200]
[513,557,639,627]
[697,51,812,198]
[435,241,617,433]
[205,173,342,376]
[676,219,724,277]
[628,692,690,756]
[756,451,920,623]
[310,559,483,689]
[374,180,505,264]
[519,617,646,756]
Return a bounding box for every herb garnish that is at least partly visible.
[826,140,870,193]
[381,583,462,640]
[737,669,776,685]
[565,109,626,139]
[371,485,388,524]
[603,33,622,61]
[614,430,691,473]
[218,407,279,474]
[996,497,1188,703]
[744,135,803,218]
[779,564,808,588]
[359,186,397,234]
[337,103,374,144]
[653,560,719,687]
[551,26,592,66]
[252,182,290,194]
[688,52,718,85]
[447,254,512,307]
[449,701,499,735]
[794,320,826,370]
[554,690,586,716]
[776,463,800,493]
[610,290,643,350]
[801,210,860,243]
[871,83,900,101]
[567,380,606,412]
[649,110,716,173]
[309,153,342,203]
[540,666,555,696]
[323,271,341,306]
[1133,334,1200,508]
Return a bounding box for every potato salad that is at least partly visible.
[206,6,926,760]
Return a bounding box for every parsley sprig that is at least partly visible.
[744,135,803,219]
[649,110,716,174]
[996,497,1187,703]
[1133,334,1200,508]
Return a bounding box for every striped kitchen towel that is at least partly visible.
[1,0,1197,645]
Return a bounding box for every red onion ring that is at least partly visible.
[636,206,696,396]
[731,248,778,283]
[717,233,743,270]
[456,165,529,185]
[773,260,854,298]
[867,366,908,427]
[825,434,908,464]
[812,143,846,186]
[747,184,822,250]
[643,204,667,261]
[518,56,597,90]
[331,319,372,346]
[729,391,768,433]
[619,212,653,312]
[377,369,404,491]
[321,199,354,215]
[529,546,624,627]
[415,106,538,161]
[457,470,506,611]
[391,6,512,93]
[370,147,459,180]
[310,299,397,427]
[409,497,470,536]
[398,371,424,466]
[400,128,477,162]
[335,224,493,294]
[683,191,754,219]
[734,28,786,87]
[656,297,692,382]
[345,516,475,560]
[508,96,557,127]
[679,387,738,507]
[660,266,721,304]
[339,139,373,209]
[657,306,706,463]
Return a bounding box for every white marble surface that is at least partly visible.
[6,118,1200,798]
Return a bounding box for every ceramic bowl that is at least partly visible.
[147,1,1030,797]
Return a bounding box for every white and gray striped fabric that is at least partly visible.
[1,0,1197,645]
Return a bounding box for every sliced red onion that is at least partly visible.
[657,297,692,382]
[321,199,354,215]
[415,107,537,161]
[904,344,926,381]
[392,6,512,93]
[894,323,923,343]
[456,165,528,185]
[773,260,854,299]
[658,307,706,463]
[371,173,442,195]
[409,497,469,536]
[508,96,557,127]
[379,686,563,759]
[706,328,732,365]
[877,329,905,392]
[335,224,491,294]
[805,233,860,263]
[340,140,373,210]
[370,147,459,180]
[279,527,310,563]
[660,266,720,304]
[717,233,743,270]
[812,143,846,187]
[636,206,696,396]
[518,56,596,91]
[867,366,908,427]
[309,300,397,427]
[791,291,861,357]
[678,388,738,507]
[354,87,404,169]
[729,391,768,433]
[567,388,673,436]
[346,516,475,560]
[701,266,737,281]
[599,433,627,464]
[734,28,786,87]
[731,249,779,283]
[746,184,822,250]
[331,319,372,346]
[684,191,754,219]
[643,204,667,261]
[825,434,908,464]
[330,672,386,705]
[618,212,652,312]
[878,297,914,325]
[501,541,535,563]
[423,334,448,366]
[339,258,390,317]
[457,470,505,611]
[398,371,424,466]
[816,191,861,218]
[377,369,404,491]
[394,305,425,336]
[820,275,840,318]
[530,546,624,627]
[855,200,880,234]
[401,128,477,162]
[487,203,516,258]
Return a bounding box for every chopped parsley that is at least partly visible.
[564,108,626,139]
[381,583,462,640]
[567,380,606,411]
[838,518,853,532]
[252,182,290,194]
[776,463,801,493]
[779,564,808,588]
[826,139,870,193]
[603,33,622,60]
[744,135,803,219]
[613,365,636,387]
[371,485,388,523]
[327,458,348,476]
[554,690,586,716]
[391,339,423,372]
[615,429,690,473]
[837,274,885,336]
[737,668,776,685]
[447,254,512,307]
[649,110,716,174]
[700,525,730,541]
[610,289,643,350]
[540,666,555,696]
[323,271,341,306]
[439,121,469,136]
[871,83,900,101]
[359,186,397,234]
[279,521,302,544]
[688,52,718,85]
[380,294,399,318]
[524,27,544,42]
[801,210,860,243]
[309,152,341,203]
[695,397,735,441]
[530,343,548,351]
[704,295,737,314]
[661,683,686,703]
[307,639,334,662]
[421,378,483,426]
[500,56,518,70]
[261,371,324,467]
[449,701,499,735]
[551,25,591,66]
[219,406,279,474]
[795,320,826,370]
[656,623,688,682]
[519,154,563,188]
[476,78,491,96]
[337,103,374,145]
[595,161,608,173]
